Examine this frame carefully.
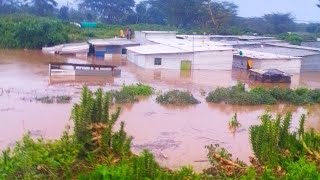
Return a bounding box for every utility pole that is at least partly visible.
[192,32,196,70]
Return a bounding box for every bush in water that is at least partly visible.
[206,82,320,105]
[156,90,200,105]
[111,83,153,104]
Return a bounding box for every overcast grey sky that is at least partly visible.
[58,0,320,22]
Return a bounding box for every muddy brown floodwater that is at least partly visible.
[1,50,320,171]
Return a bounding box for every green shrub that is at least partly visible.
[0,132,79,179]
[205,87,229,103]
[278,33,303,45]
[80,150,203,180]
[56,95,72,104]
[206,83,320,105]
[156,90,200,105]
[284,158,320,180]
[112,83,153,104]
[0,14,69,48]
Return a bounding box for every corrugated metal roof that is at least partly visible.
[148,38,233,52]
[266,43,320,52]
[250,69,290,76]
[234,50,300,59]
[88,38,139,46]
[211,35,275,40]
[141,31,177,34]
[126,44,189,55]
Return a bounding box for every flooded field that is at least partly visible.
[1,50,320,171]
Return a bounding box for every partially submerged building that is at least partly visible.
[126,38,234,70]
[88,39,139,58]
[240,43,320,73]
[233,50,302,74]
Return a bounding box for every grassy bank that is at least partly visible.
[1,86,320,179]
[206,82,320,105]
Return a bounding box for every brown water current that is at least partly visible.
[0,50,320,171]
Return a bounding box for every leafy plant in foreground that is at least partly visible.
[72,86,132,157]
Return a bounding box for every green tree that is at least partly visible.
[28,0,58,16]
[135,1,166,24]
[206,0,238,34]
[148,0,207,28]
[0,0,20,14]
[79,0,135,24]
[263,13,296,34]
[59,6,70,21]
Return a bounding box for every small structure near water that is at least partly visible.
[88,39,139,59]
[248,69,291,83]
[49,62,121,77]
[233,49,302,74]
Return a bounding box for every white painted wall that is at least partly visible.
[127,50,146,67]
[193,50,233,70]
[301,55,320,72]
[233,56,301,74]
[127,50,234,70]
[254,59,301,74]
[144,53,193,69]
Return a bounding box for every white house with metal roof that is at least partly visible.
[240,43,320,73]
[126,37,234,70]
[233,50,302,74]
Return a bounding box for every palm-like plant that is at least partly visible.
[72,86,132,157]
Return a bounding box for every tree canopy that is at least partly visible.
[0,0,316,36]
[79,0,135,24]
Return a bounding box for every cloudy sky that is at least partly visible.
[57,0,320,22]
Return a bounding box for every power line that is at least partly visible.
[295,19,320,23]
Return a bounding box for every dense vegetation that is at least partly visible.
[206,112,320,179]
[0,15,177,49]
[0,15,69,48]
[1,0,319,41]
[1,86,320,179]
[156,90,200,105]
[206,82,320,105]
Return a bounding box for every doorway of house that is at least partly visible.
[180,60,192,71]
[247,58,253,69]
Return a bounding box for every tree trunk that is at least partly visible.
[207,1,218,34]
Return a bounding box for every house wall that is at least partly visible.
[301,55,320,72]
[127,50,147,67]
[193,50,233,70]
[233,56,301,74]
[127,50,233,70]
[144,53,193,69]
